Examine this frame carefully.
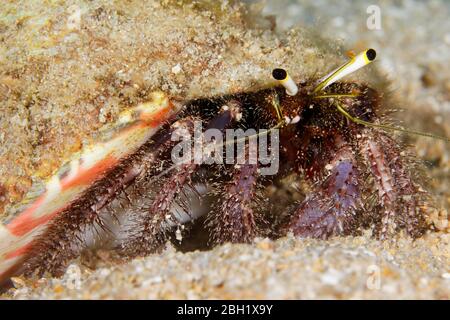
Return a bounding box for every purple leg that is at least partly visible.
[288,140,362,239]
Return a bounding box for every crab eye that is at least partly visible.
[272,68,299,96]
[312,48,377,94]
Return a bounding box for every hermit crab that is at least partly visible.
[0,47,447,287]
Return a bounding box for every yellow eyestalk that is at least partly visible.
[272,68,299,96]
[312,49,376,95]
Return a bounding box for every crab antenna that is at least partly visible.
[335,102,450,142]
[312,49,376,95]
[272,68,299,96]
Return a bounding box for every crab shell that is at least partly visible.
[0,91,181,283]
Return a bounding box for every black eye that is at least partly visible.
[272,68,287,81]
[366,49,376,61]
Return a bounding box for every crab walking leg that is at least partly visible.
[209,146,260,244]
[359,130,428,239]
[288,139,362,239]
[119,117,198,257]
[122,161,199,258]
[361,131,398,238]
[0,92,181,285]
[122,108,239,256]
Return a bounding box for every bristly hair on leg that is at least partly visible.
[287,137,364,239]
[206,144,268,245]
[358,129,429,239]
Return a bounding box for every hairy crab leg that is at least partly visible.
[0,92,181,285]
[121,106,241,257]
[120,117,199,257]
[287,138,363,239]
[359,129,428,239]
[209,145,260,244]
[122,163,199,257]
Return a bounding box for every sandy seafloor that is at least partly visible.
[1,0,449,299]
